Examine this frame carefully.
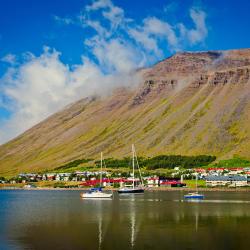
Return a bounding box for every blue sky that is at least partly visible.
[0,0,249,68]
[0,0,250,143]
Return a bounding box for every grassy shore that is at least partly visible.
[0,181,82,189]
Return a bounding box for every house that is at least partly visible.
[60,173,71,181]
[206,175,248,187]
[228,168,244,175]
[146,177,159,187]
[36,175,43,181]
[207,168,226,176]
[55,174,61,181]
[46,173,56,181]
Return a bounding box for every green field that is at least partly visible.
[183,180,206,188]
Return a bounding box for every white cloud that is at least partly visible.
[128,8,208,56]
[85,0,127,31]
[82,1,147,73]
[128,28,162,57]
[85,36,144,73]
[86,0,112,11]
[188,8,208,44]
[129,17,179,55]
[1,54,17,65]
[54,15,74,25]
[164,2,179,13]
[0,47,142,143]
[178,8,208,45]
[84,20,109,37]
[0,1,209,144]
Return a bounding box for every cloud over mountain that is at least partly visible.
[0,0,208,144]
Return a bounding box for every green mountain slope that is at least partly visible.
[1,49,250,176]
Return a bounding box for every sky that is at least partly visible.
[0,0,250,144]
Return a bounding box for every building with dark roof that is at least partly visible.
[205,175,248,187]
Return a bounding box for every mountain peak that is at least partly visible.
[144,48,250,77]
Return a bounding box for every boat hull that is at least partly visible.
[118,188,144,194]
[184,194,204,199]
[80,192,113,199]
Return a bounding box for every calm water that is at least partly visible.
[1,190,250,250]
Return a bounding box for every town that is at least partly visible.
[1,166,250,189]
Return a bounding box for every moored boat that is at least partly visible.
[184,192,204,199]
[118,144,144,194]
[184,174,204,200]
[80,152,113,199]
[80,187,113,199]
[118,187,144,194]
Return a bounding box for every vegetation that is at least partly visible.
[35,181,82,188]
[53,182,65,188]
[184,179,206,188]
[57,155,216,171]
[54,158,93,171]
[143,155,216,170]
[95,157,144,169]
[0,176,6,181]
[207,156,250,168]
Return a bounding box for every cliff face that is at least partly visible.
[1,49,250,176]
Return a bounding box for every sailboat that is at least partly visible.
[118,144,144,194]
[184,174,204,200]
[80,152,113,199]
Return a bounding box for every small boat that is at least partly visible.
[184,174,204,200]
[184,192,204,199]
[118,144,144,194]
[23,184,36,189]
[80,152,113,199]
[118,187,144,194]
[80,187,113,199]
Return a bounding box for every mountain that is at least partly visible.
[1,48,250,176]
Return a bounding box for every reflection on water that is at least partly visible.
[177,199,250,204]
[128,196,142,249]
[130,199,136,249]
[1,190,250,250]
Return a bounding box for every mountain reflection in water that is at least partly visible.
[1,190,250,250]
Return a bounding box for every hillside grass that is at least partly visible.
[207,157,250,168]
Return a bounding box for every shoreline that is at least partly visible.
[1,187,250,192]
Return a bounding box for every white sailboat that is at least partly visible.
[184,174,204,200]
[118,144,144,194]
[80,152,113,199]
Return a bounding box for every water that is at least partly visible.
[1,190,250,250]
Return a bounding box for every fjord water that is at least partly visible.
[1,190,250,250]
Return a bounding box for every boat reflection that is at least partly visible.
[81,199,112,250]
[194,205,199,232]
[177,199,250,204]
[129,196,139,249]
[98,208,102,250]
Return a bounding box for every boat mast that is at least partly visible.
[134,146,144,187]
[196,173,198,193]
[100,152,103,188]
[132,144,135,189]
